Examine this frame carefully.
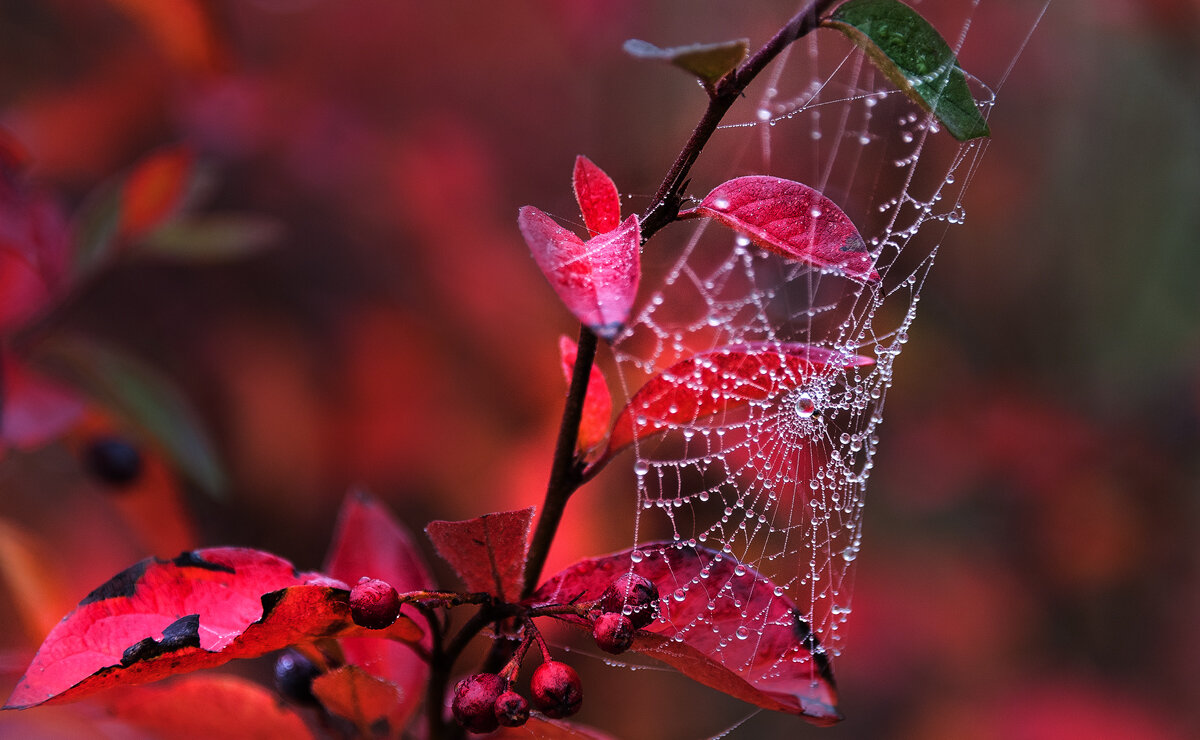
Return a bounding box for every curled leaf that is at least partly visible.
[425,507,534,602]
[605,343,873,457]
[559,335,613,454]
[519,206,640,340]
[623,38,749,87]
[533,542,841,725]
[681,176,877,281]
[4,548,420,709]
[573,156,621,237]
[823,0,990,141]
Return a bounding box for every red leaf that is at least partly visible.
[120,145,195,238]
[311,665,402,732]
[681,176,877,281]
[532,543,841,725]
[519,206,640,340]
[4,548,417,709]
[106,674,315,740]
[323,490,433,733]
[425,507,534,602]
[604,343,873,456]
[572,155,621,237]
[0,352,85,451]
[558,335,613,453]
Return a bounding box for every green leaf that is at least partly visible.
[823,0,990,141]
[139,215,281,262]
[70,180,123,279]
[35,337,227,498]
[623,38,748,87]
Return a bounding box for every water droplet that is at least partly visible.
[841,547,858,562]
[735,234,751,247]
[712,198,730,210]
[633,460,650,476]
[733,564,747,577]
[794,393,816,418]
[673,588,686,602]
[630,550,644,563]
[756,108,771,122]
[773,586,784,597]
[735,626,750,640]
[809,207,823,218]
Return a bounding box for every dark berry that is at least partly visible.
[349,577,401,629]
[452,673,505,734]
[598,573,659,629]
[592,611,634,654]
[493,690,529,728]
[530,661,582,719]
[84,437,143,488]
[274,650,321,706]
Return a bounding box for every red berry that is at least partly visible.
[592,611,634,654]
[493,690,529,728]
[349,577,401,629]
[598,573,659,629]
[530,661,582,719]
[452,673,505,734]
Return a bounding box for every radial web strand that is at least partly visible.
[603,0,1046,707]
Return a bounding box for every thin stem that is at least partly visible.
[441,1,843,731]
[521,324,597,598]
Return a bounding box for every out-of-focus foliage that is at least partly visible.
[0,0,1197,737]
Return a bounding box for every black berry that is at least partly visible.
[349,577,401,629]
[493,690,529,728]
[452,673,505,734]
[84,437,143,487]
[592,611,634,654]
[598,573,659,629]
[530,661,582,719]
[274,650,321,706]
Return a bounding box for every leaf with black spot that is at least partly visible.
[4,548,423,709]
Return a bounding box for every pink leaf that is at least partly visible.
[425,507,534,602]
[4,548,420,709]
[532,543,841,725]
[519,206,640,340]
[604,343,873,456]
[682,176,877,281]
[572,156,621,237]
[558,335,613,454]
[323,490,433,734]
[0,352,85,451]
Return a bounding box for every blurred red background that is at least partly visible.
[0,0,1197,737]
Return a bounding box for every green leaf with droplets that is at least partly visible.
[823,0,990,141]
[623,38,748,87]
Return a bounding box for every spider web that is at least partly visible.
[605,0,1048,703]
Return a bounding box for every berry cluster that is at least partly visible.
[451,661,581,733]
[591,572,658,654]
[447,572,660,733]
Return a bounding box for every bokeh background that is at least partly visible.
[0,0,1197,738]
